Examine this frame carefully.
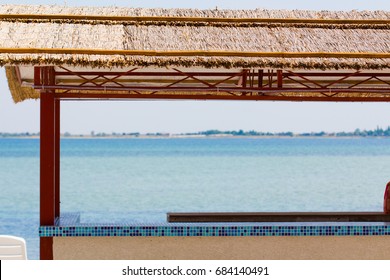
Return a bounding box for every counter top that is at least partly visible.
[39,213,390,237]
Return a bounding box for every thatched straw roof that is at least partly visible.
[1,5,390,70]
[1,5,390,102]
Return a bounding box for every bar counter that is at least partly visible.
[39,213,390,260]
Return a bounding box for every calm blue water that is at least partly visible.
[1,137,390,259]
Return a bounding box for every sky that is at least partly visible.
[1,0,390,134]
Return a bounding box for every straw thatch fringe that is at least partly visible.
[5,66,38,103]
[1,55,390,70]
[1,17,390,29]
[2,13,390,23]
[2,48,390,59]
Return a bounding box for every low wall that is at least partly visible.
[53,235,390,260]
[41,214,390,260]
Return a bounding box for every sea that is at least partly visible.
[1,137,390,259]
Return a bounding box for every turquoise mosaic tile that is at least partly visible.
[39,213,390,237]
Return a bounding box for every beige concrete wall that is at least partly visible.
[54,236,390,260]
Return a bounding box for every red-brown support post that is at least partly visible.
[55,98,60,218]
[52,67,60,219]
[241,69,248,95]
[38,66,56,260]
[242,69,248,88]
[277,70,283,88]
[258,69,264,88]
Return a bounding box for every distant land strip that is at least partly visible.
[2,126,390,138]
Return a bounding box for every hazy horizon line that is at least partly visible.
[1,125,390,136]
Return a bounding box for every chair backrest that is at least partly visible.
[385,182,390,214]
[0,235,27,260]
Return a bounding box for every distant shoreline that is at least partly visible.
[2,127,390,139]
[1,135,390,139]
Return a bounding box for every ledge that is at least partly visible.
[167,212,390,222]
[39,213,390,237]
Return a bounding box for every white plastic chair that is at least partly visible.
[0,235,27,260]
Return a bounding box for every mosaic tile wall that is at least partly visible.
[39,213,390,237]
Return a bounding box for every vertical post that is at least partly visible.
[277,70,283,88]
[240,69,248,95]
[55,98,60,218]
[268,70,273,88]
[258,69,264,88]
[242,69,248,88]
[51,67,60,219]
[38,66,56,260]
[249,69,254,88]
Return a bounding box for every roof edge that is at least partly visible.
[1,13,389,25]
[1,48,390,59]
[5,66,38,103]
